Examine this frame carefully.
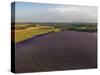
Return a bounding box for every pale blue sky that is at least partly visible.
[12,2,97,23]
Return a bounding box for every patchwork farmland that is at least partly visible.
[11,23,97,73]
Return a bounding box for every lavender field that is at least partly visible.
[15,31,97,73]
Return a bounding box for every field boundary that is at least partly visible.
[16,31,54,44]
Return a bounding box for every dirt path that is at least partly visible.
[15,31,97,73]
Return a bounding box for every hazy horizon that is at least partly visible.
[12,2,97,23]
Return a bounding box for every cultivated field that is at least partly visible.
[15,31,97,73]
[12,24,61,42]
[13,23,97,73]
[11,23,97,43]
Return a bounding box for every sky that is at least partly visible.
[12,2,97,23]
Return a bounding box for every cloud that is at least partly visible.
[45,6,97,22]
[46,6,97,16]
[47,6,80,13]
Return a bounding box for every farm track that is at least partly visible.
[15,31,97,73]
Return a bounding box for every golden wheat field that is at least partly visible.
[12,25,61,42]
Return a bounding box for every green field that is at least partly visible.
[52,23,97,32]
[12,25,61,42]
